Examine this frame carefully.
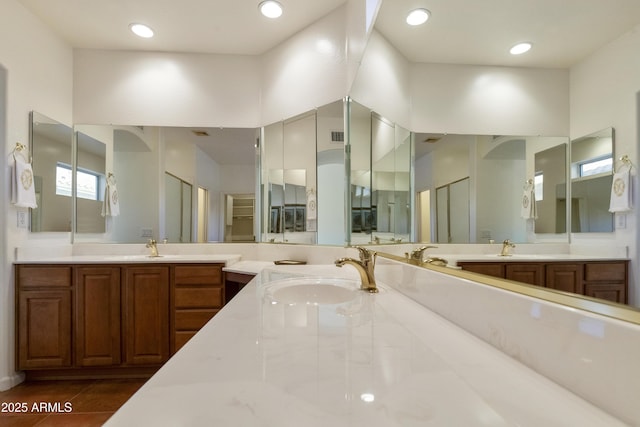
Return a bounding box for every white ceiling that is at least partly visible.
[18,0,640,68]
[17,0,640,163]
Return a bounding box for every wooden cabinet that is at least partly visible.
[171,264,224,353]
[584,262,628,303]
[458,260,628,304]
[75,266,121,367]
[545,264,583,294]
[16,266,72,370]
[122,266,170,365]
[17,262,227,378]
[505,264,544,286]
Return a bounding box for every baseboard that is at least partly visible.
[0,371,25,391]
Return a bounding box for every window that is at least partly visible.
[579,156,613,177]
[55,163,103,200]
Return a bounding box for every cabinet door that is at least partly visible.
[75,267,121,367]
[545,264,584,294]
[123,266,170,365]
[505,264,544,286]
[458,263,505,278]
[17,290,71,369]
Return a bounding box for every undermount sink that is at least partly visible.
[264,277,361,305]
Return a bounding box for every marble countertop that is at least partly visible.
[13,254,242,264]
[104,265,624,426]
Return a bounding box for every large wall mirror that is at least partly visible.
[570,127,614,233]
[30,111,73,232]
[70,124,257,243]
[348,99,413,245]
[415,133,569,243]
[262,110,318,244]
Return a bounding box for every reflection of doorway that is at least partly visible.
[418,190,431,242]
[197,187,208,242]
[435,177,470,243]
[224,194,255,242]
[165,172,192,243]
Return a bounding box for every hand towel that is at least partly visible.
[609,169,633,213]
[102,174,120,217]
[520,182,537,219]
[11,154,37,208]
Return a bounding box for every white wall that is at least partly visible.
[349,30,412,129]
[410,63,569,137]
[0,0,74,390]
[570,23,640,306]
[74,50,262,128]
[260,6,349,126]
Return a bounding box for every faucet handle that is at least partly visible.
[409,245,437,260]
[353,246,374,263]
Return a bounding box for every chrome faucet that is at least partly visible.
[405,245,437,265]
[146,239,159,257]
[500,239,515,256]
[335,246,378,293]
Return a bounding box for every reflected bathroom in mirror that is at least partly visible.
[75,131,106,234]
[30,111,73,232]
[72,124,257,243]
[262,109,318,245]
[414,133,569,243]
[348,99,413,245]
[570,127,614,233]
[534,143,567,234]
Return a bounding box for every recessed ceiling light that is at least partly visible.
[259,1,283,19]
[406,8,430,26]
[129,23,154,38]
[510,42,532,55]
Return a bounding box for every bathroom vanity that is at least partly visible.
[457,259,628,303]
[14,257,235,379]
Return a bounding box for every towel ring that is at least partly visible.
[615,155,635,172]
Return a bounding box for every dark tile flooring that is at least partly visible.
[0,379,146,426]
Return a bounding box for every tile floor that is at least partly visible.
[0,379,146,426]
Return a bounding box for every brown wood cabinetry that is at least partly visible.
[74,266,121,367]
[458,260,628,304]
[171,264,224,353]
[16,266,72,369]
[123,266,170,365]
[16,262,227,378]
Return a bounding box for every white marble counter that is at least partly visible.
[222,260,275,275]
[104,265,625,426]
[13,254,242,265]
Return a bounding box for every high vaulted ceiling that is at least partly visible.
[17,0,640,68]
[16,0,640,164]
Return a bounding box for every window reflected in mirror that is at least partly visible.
[570,128,614,233]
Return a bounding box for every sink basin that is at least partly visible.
[264,278,361,305]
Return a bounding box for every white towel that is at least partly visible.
[11,153,37,208]
[609,169,633,213]
[520,182,537,219]
[102,174,120,217]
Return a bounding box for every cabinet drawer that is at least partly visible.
[174,309,218,330]
[175,287,224,309]
[18,266,71,288]
[584,263,626,282]
[174,265,222,286]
